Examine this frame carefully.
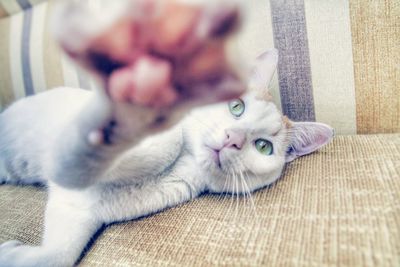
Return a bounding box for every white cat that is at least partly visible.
[0,1,333,266]
[0,47,333,266]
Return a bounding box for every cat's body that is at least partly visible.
[0,86,204,266]
[0,85,332,267]
[0,1,335,266]
[0,38,334,267]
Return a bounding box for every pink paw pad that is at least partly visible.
[108,56,178,107]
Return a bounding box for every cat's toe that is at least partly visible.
[108,55,178,107]
[0,240,25,267]
[0,240,23,250]
[53,0,244,108]
[0,242,58,267]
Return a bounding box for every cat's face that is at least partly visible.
[183,92,288,194]
[183,49,334,194]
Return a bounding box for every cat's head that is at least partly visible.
[183,49,334,194]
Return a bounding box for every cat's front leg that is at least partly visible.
[45,90,166,189]
[0,185,102,267]
[46,0,245,190]
[97,156,204,224]
[0,241,42,267]
[53,0,245,107]
[53,0,245,127]
[0,241,63,267]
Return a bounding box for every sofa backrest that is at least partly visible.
[0,0,398,135]
[0,0,48,18]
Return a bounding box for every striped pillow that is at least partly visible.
[0,1,96,104]
[0,0,399,135]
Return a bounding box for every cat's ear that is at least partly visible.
[285,122,334,163]
[248,48,278,91]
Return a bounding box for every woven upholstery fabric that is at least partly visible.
[0,134,399,266]
[0,0,399,134]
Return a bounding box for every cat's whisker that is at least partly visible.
[234,159,258,221]
[237,158,264,183]
[189,115,268,226]
[237,170,249,224]
[241,174,254,208]
[238,168,247,208]
[239,169,250,224]
[241,168,259,223]
[224,168,235,203]
[222,168,235,224]
[189,115,255,223]
[233,160,250,222]
[230,169,238,224]
[231,161,245,224]
[234,169,239,223]
[227,160,241,221]
[218,173,230,202]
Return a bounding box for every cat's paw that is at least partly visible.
[0,241,63,267]
[0,240,30,267]
[53,0,245,109]
[0,240,24,251]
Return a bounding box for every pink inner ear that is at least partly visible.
[316,134,329,145]
[289,122,334,159]
[298,133,332,156]
[257,48,279,61]
[249,49,278,90]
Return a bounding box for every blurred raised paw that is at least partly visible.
[53,0,245,110]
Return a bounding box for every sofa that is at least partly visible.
[0,0,399,266]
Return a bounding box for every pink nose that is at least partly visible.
[224,129,246,150]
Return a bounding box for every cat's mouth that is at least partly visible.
[205,145,226,170]
[208,147,222,168]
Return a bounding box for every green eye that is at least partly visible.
[228,99,245,117]
[255,139,273,155]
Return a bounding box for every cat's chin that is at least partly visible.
[201,157,234,179]
[197,155,225,178]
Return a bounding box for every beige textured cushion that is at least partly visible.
[1,134,399,266]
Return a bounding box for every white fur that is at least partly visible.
[183,92,287,193]
[52,0,130,53]
[0,48,333,266]
[0,90,284,267]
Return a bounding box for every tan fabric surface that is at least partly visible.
[0,134,399,266]
[350,0,400,134]
[0,186,45,245]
